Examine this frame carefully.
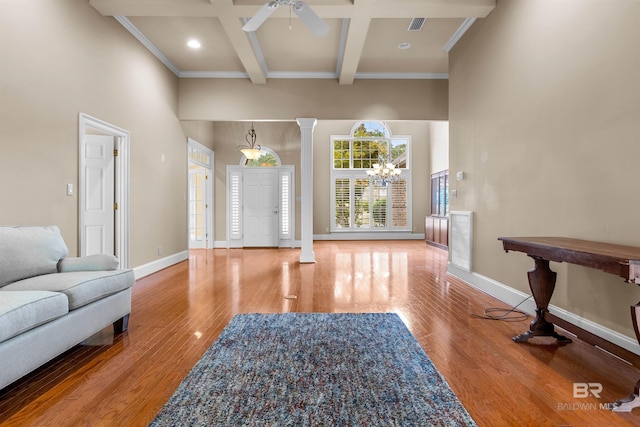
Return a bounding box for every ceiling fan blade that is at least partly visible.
[242,1,279,32]
[293,1,329,37]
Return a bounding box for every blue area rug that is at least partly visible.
[150,313,476,426]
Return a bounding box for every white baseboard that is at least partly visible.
[133,251,188,280]
[215,236,424,247]
[213,240,228,248]
[213,240,301,248]
[447,263,640,356]
[314,233,426,241]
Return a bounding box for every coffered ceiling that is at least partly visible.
[89,0,495,85]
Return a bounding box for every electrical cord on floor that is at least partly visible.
[469,295,532,322]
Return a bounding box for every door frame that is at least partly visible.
[226,165,294,248]
[78,113,130,268]
[187,137,214,249]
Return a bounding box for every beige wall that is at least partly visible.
[449,0,640,338]
[0,0,188,267]
[178,78,449,121]
[181,121,216,150]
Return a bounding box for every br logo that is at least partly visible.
[573,383,603,399]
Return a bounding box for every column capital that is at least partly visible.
[296,118,317,130]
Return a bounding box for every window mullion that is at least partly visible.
[350,139,354,169]
[351,176,356,229]
[371,180,378,230]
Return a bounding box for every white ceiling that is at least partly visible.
[89,0,495,85]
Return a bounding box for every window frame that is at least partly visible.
[430,170,449,217]
[330,122,412,233]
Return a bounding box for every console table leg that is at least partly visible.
[612,302,640,412]
[513,256,572,343]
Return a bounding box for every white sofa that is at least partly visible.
[0,226,135,390]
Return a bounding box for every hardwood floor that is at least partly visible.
[1,241,640,426]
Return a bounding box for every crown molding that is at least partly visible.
[114,16,180,76]
[268,71,339,79]
[179,71,250,78]
[444,17,477,53]
[355,72,449,80]
[179,70,448,80]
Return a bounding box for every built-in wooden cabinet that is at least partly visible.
[425,170,449,249]
[425,216,448,249]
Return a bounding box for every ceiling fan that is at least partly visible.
[242,0,329,37]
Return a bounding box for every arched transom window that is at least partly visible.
[239,146,282,167]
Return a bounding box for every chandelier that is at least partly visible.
[238,122,262,160]
[366,158,402,186]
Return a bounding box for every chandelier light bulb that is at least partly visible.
[367,156,402,186]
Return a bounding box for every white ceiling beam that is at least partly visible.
[89,0,495,19]
[218,15,267,84]
[218,0,267,84]
[338,15,370,85]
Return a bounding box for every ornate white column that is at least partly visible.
[297,118,317,263]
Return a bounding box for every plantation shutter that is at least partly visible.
[228,168,243,248]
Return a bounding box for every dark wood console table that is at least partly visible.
[498,236,640,412]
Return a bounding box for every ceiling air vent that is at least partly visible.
[408,17,426,31]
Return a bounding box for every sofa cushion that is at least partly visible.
[0,291,69,344]
[58,254,119,272]
[0,226,69,288]
[3,270,135,310]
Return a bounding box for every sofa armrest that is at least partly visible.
[58,254,119,272]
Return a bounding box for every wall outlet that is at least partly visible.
[157,246,162,256]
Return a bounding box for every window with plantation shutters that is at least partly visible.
[330,121,411,233]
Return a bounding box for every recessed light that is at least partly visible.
[187,39,201,49]
[398,42,411,50]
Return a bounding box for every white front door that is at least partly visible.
[243,169,279,247]
[82,134,115,256]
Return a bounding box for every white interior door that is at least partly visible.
[83,134,115,256]
[187,138,214,249]
[188,167,207,248]
[243,169,279,247]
